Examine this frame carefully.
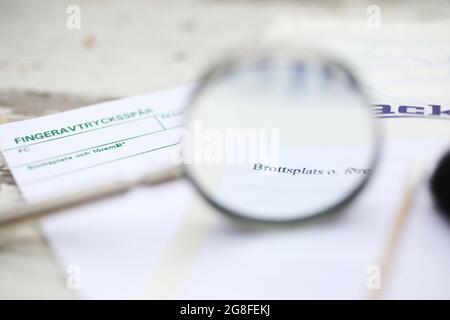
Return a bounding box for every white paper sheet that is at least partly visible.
[171,139,450,299]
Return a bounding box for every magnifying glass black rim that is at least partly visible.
[181,48,382,224]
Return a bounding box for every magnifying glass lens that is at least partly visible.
[183,52,379,223]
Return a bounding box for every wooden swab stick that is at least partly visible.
[0,165,182,229]
[368,161,425,300]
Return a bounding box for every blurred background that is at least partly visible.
[0,0,449,98]
[0,0,449,299]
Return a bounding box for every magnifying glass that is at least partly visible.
[0,47,380,227]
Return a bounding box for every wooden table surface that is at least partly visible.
[0,0,448,299]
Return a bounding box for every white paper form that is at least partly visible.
[0,86,191,200]
[0,86,195,299]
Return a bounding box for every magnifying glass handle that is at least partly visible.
[0,165,183,229]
